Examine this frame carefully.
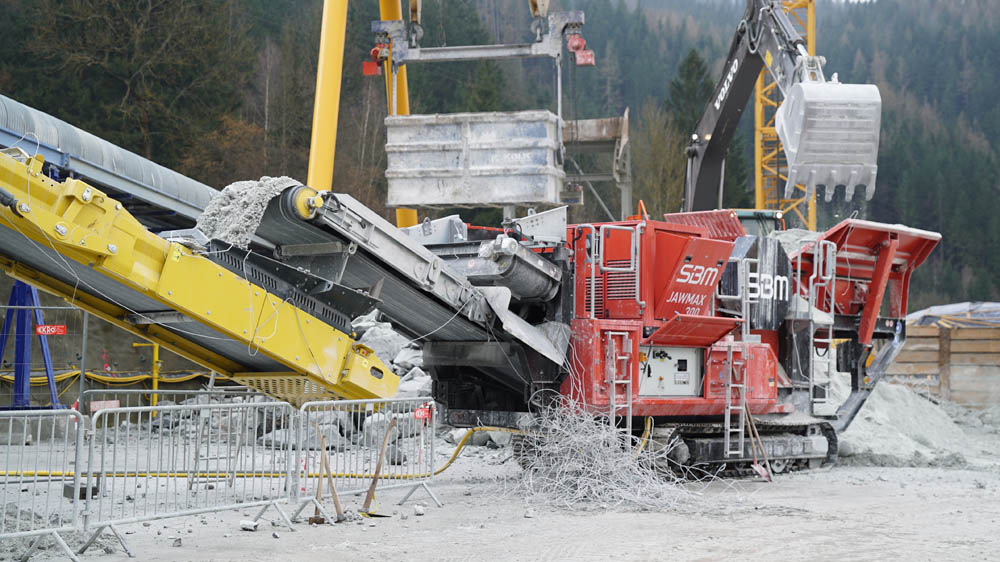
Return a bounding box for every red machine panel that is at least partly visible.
[652,235,733,320]
[661,209,747,242]
[703,340,781,404]
[570,220,734,326]
[643,314,741,347]
[789,219,941,344]
[564,319,787,418]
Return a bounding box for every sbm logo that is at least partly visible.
[747,272,790,301]
[676,264,719,287]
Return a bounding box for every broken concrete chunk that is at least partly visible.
[386,442,407,466]
[396,367,432,399]
[392,347,423,372]
[488,431,513,447]
[359,322,409,366]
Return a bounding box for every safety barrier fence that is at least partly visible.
[291,398,440,522]
[1,409,84,561]
[1,393,438,561]
[79,387,266,416]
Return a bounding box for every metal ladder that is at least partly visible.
[807,241,837,416]
[605,331,633,439]
[723,342,747,458]
[793,240,837,416]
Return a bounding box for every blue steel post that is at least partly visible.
[0,290,13,361]
[13,283,32,408]
[0,281,60,408]
[29,285,60,406]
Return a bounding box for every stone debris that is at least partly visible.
[172,538,183,547]
[239,519,259,532]
[392,347,424,372]
[0,416,76,445]
[360,321,410,368]
[834,373,974,467]
[488,431,513,447]
[351,310,380,336]
[396,367,432,399]
[414,504,425,516]
[386,442,408,465]
[196,176,300,249]
[258,427,350,451]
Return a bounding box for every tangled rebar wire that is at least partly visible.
[492,399,720,512]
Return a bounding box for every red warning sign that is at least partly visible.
[35,324,67,336]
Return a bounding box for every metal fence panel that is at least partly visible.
[80,387,264,416]
[1,409,84,559]
[293,397,439,520]
[84,402,297,539]
[2,396,444,559]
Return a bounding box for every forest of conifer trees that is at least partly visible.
[0,0,996,308]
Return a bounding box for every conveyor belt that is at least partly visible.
[0,93,215,230]
[255,190,489,342]
[254,188,567,371]
[0,148,396,405]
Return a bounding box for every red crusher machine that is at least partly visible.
[561,209,939,470]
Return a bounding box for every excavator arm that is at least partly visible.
[684,0,880,211]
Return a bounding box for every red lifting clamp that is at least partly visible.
[566,35,595,66]
[363,43,390,76]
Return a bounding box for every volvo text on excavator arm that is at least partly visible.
[683,0,881,212]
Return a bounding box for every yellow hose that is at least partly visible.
[632,416,653,459]
[0,370,211,385]
[2,421,655,480]
[432,426,533,475]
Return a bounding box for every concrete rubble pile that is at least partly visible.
[835,374,1000,468]
[352,310,432,399]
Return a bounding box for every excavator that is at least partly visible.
[0,0,938,472]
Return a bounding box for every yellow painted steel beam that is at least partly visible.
[0,150,396,404]
[307,0,349,192]
[378,0,419,228]
[753,0,817,230]
[308,0,417,227]
[132,342,160,410]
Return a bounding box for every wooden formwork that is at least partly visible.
[886,325,1000,407]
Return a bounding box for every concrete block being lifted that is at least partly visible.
[385,111,566,208]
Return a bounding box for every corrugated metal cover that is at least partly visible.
[0,93,215,215]
[662,209,745,241]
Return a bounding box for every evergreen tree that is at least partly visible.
[19,0,254,166]
[600,41,625,116]
[459,61,508,112]
[667,49,713,136]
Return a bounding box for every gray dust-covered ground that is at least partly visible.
[15,385,1000,562]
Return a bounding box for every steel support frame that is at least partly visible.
[754,0,817,230]
[0,281,59,408]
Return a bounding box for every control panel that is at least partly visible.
[638,346,703,397]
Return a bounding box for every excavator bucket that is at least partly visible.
[776,82,881,202]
